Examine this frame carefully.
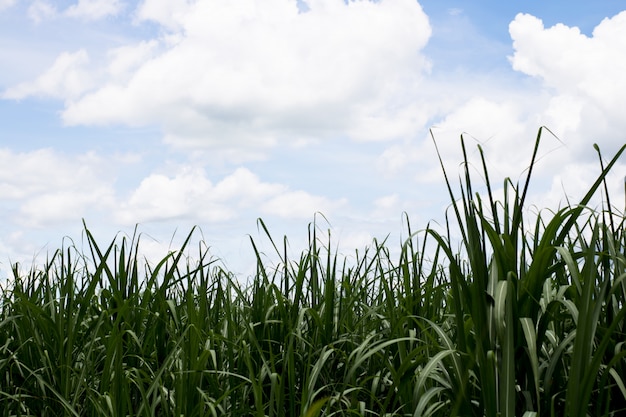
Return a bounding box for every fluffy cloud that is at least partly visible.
[378,9,626,197]
[261,190,347,219]
[0,148,116,227]
[10,0,432,153]
[106,40,160,80]
[65,0,124,20]
[115,166,346,225]
[509,12,626,95]
[0,145,354,277]
[134,0,192,30]
[2,50,93,100]
[25,0,123,22]
[377,93,550,186]
[509,12,626,158]
[27,0,57,23]
[0,145,345,231]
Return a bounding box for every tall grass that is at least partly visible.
[0,129,624,416]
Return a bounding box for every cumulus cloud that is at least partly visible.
[509,12,626,95]
[27,0,57,24]
[106,40,160,80]
[377,92,551,185]
[25,0,123,23]
[509,12,626,157]
[261,190,347,219]
[0,147,345,234]
[115,166,346,225]
[369,194,403,220]
[0,149,116,227]
[378,9,626,196]
[65,0,124,20]
[429,96,544,178]
[7,0,432,154]
[134,0,191,30]
[2,50,94,100]
[530,157,626,219]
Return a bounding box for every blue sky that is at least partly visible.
[1,0,625,278]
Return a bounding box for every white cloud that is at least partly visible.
[211,167,285,203]
[25,0,123,23]
[369,193,404,221]
[378,9,626,200]
[134,0,192,30]
[0,149,116,227]
[27,0,57,24]
[509,12,626,157]
[116,168,219,223]
[532,159,626,218]
[10,0,432,154]
[0,147,345,239]
[430,96,538,177]
[115,166,346,225]
[261,190,347,219]
[106,40,160,80]
[19,188,114,226]
[2,50,94,100]
[0,0,16,12]
[0,149,96,199]
[65,0,124,20]
[335,229,375,253]
[377,93,548,185]
[509,12,626,97]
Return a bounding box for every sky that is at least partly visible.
[1,0,625,279]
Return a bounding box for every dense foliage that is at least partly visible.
[1,130,625,416]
